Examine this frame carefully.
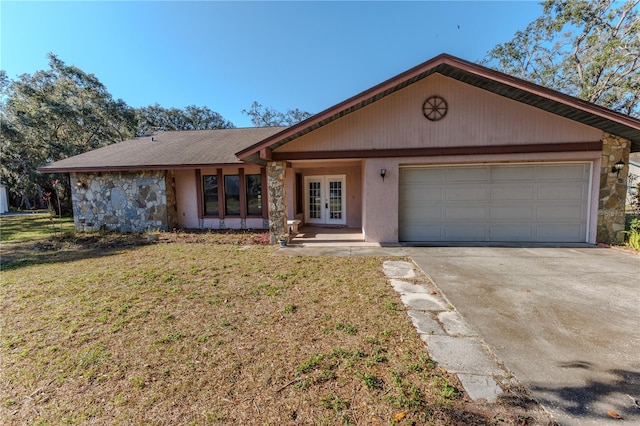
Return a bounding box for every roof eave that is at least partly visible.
[236,53,640,159]
[236,54,455,161]
[38,162,245,174]
[436,61,640,150]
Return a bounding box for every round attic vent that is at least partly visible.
[422,95,448,121]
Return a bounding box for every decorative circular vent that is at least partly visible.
[422,95,448,121]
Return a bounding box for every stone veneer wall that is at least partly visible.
[267,161,287,244]
[71,171,170,232]
[165,170,178,230]
[597,133,631,243]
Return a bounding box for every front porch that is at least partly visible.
[288,226,377,247]
[266,159,364,244]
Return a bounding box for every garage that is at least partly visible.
[398,163,591,243]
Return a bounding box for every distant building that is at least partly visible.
[0,184,8,214]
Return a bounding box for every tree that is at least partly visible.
[135,104,234,135]
[1,54,138,211]
[483,0,640,117]
[241,101,312,127]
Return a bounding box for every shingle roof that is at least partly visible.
[38,127,287,173]
[40,54,640,173]
[237,53,640,164]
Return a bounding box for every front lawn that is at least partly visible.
[0,219,547,424]
[0,212,75,243]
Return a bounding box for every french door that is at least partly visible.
[304,175,346,225]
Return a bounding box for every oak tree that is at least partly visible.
[1,54,137,210]
[242,101,312,127]
[483,0,640,117]
[135,104,234,135]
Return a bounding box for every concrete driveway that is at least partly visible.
[408,246,640,426]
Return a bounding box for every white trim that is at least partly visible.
[303,175,347,225]
[398,162,592,243]
[586,162,593,243]
[399,160,592,168]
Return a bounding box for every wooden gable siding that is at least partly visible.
[274,74,602,154]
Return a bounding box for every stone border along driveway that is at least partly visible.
[382,260,510,403]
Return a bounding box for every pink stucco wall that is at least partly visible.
[175,169,198,228]
[363,151,602,244]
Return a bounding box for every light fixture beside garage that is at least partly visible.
[611,160,625,177]
[380,169,387,182]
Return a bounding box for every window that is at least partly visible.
[203,175,218,216]
[246,174,262,216]
[201,169,264,218]
[308,181,322,219]
[224,175,240,216]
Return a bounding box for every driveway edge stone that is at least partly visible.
[383,260,510,403]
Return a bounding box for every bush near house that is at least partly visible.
[625,217,640,250]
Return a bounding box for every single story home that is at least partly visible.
[40,54,640,244]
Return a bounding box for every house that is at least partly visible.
[40,54,640,244]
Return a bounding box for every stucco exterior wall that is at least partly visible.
[362,150,602,244]
[363,158,398,242]
[174,169,198,228]
[71,171,169,232]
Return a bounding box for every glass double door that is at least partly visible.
[304,175,346,225]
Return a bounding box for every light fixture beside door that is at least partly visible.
[76,178,87,189]
[611,160,625,178]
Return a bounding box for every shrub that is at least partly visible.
[624,218,640,251]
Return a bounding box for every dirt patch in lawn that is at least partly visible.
[1,232,554,425]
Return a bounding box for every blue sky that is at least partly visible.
[1,1,543,127]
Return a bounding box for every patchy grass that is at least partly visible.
[0,218,550,424]
[0,213,75,242]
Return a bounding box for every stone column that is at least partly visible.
[165,170,179,230]
[597,133,630,243]
[267,161,287,244]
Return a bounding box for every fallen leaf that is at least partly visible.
[393,412,406,421]
[607,409,623,419]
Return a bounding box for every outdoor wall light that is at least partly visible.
[380,169,387,182]
[76,178,87,189]
[611,160,625,177]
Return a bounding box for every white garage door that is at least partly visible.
[399,163,591,243]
